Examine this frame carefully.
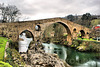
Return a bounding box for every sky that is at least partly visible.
[0,0,100,21]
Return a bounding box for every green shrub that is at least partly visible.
[5,48,14,66]
[88,42,100,52]
[64,41,68,45]
[71,40,79,47]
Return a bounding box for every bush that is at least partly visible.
[5,48,14,66]
[9,40,18,50]
[64,41,68,45]
[88,42,100,52]
[71,40,79,47]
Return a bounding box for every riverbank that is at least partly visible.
[0,37,12,67]
[4,40,71,67]
[42,37,100,52]
[71,40,100,52]
[3,36,100,67]
[42,43,100,67]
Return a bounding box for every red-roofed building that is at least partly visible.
[95,26,100,29]
[93,25,100,31]
[92,25,100,41]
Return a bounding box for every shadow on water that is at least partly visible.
[42,43,100,67]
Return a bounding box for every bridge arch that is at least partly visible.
[43,22,72,45]
[80,30,85,38]
[18,30,34,52]
[73,28,77,33]
[19,30,34,40]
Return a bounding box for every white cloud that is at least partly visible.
[0,0,100,20]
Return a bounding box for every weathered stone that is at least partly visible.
[0,18,91,45]
[23,44,71,67]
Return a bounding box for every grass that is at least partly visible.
[90,19,100,28]
[0,37,8,61]
[0,61,12,67]
[77,38,97,42]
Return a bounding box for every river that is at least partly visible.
[18,33,100,67]
[42,43,100,67]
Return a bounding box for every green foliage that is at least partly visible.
[11,49,25,66]
[67,14,75,21]
[53,23,66,37]
[63,34,68,37]
[90,19,100,28]
[76,45,87,51]
[44,23,67,38]
[0,48,5,61]
[0,37,8,61]
[53,23,59,28]
[88,42,100,52]
[0,61,12,67]
[5,48,25,67]
[81,13,92,27]
[77,38,96,41]
[74,41,100,52]
[9,40,18,50]
[81,13,92,20]
[5,47,25,67]
[71,40,79,47]
[64,41,68,45]
[5,48,14,66]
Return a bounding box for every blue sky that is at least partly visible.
[0,0,100,20]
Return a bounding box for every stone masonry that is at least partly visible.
[0,18,91,45]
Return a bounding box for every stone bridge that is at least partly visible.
[0,18,91,45]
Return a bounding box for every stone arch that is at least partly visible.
[80,30,85,38]
[57,22,72,45]
[19,30,34,40]
[18,30,34,52]
[72,28,77,39]
[43,22,72,45]
[73,28,76,32]
[87,32,89,34]
[35,25,41,31]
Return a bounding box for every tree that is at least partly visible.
[67,14,75,22]
[0,3,21,22]
[81,13,92,27]
[81,13,91,20]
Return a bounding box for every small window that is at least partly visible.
[35,25,41,31]
[73,28,76,32]
[87,32,89,34]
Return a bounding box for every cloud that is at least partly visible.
[0,0,100,20]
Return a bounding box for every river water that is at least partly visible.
[18,33,100,67]
[42,43,100,67]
